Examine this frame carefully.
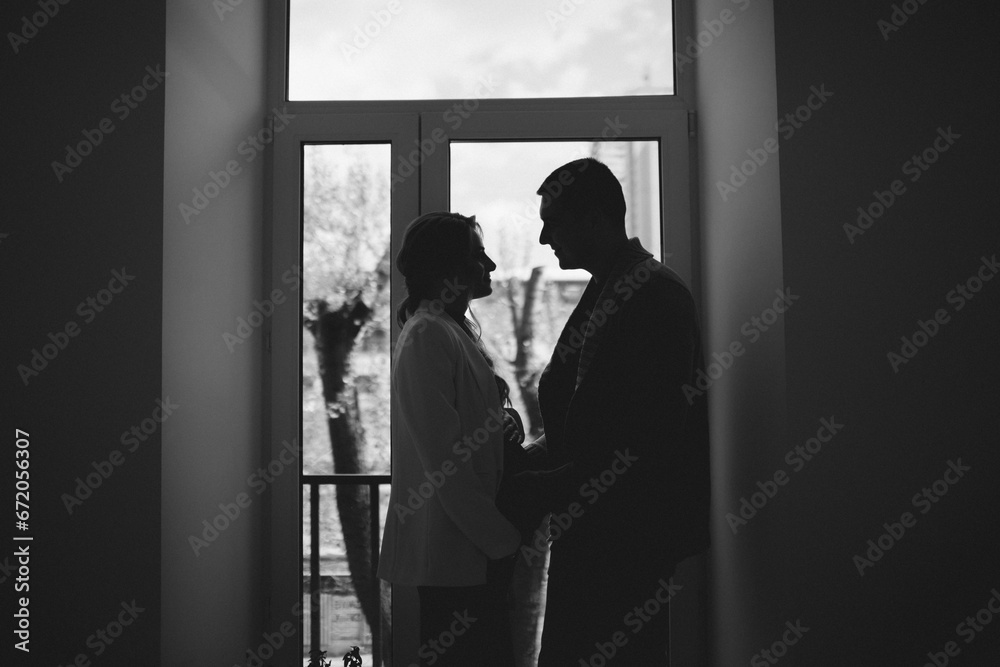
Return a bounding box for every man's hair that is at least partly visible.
[536,157,626,227]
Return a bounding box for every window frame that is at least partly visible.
[264,2,700,664]
[267,112,418,667]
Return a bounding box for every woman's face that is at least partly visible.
[461,230,497,300]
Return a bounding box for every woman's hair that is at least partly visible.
[395,211,511,406]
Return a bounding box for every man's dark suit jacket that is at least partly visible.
[537,247,711,582]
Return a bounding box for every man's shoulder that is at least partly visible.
[629,258,694,305]
[606,259,699,340]
[644,256,688,285]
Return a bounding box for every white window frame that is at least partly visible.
[264,2,701,664]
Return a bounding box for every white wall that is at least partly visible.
[691,0,787,664]
[162,1,268,664]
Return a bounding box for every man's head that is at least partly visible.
[536,158,627,270]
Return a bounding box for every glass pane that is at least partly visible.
[450,141,661,436]
[289,0,674,100]
[303,483,392,666]
[302,144,392,476]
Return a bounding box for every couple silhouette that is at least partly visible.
[378,157,711,666]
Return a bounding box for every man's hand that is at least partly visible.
[512,462,577,509]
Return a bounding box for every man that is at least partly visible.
[526,157,710,665]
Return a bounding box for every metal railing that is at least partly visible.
[304,474,390,666]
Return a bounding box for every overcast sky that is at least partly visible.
[289,0,674,100]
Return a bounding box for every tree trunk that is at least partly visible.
[504,268,550,665]
[507,267,545,436]
[511,539,550,667]
[305,297,380,655]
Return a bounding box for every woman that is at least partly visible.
[377,212,523,666]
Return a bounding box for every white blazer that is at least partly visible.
[377,302,521,587]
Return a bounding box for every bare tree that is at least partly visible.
[302,148,391,662]
[485,213,552,666]
[503,268,545,437]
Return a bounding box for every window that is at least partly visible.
[287,0,676,100]
[266,2,694,664]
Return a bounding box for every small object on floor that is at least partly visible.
[307,648,332,667]
[343,645,363,667]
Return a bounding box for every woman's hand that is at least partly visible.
[502,408,524,447]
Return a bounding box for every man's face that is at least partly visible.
[538,200,592,270]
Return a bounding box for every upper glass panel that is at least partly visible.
[302,144,391,476]
[288,0,674,100]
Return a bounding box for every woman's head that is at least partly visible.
[396,212,495,324]
[396,211,510,405]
